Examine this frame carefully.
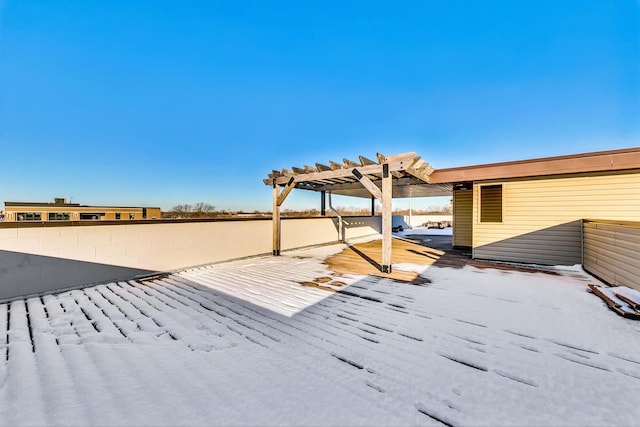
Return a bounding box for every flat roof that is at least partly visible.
[5,201,82,207]
[1,240,636,426]
[4,202,160,209]
[429,146,640,184]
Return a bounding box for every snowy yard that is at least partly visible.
[1,239,640,426]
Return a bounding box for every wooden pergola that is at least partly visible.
[264,152,452,273]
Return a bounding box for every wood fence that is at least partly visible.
[583,219,640,290]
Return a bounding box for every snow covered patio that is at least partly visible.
[2,234,640,426]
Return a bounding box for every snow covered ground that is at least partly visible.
[395,226,453,237]
[1,240,640,426]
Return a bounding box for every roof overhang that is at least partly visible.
[429,147,640,184]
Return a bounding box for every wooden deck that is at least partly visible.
[325,237,469,283]
[325,236,561,283]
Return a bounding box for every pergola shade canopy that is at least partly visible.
[263,152,452,198]
[265,152,450,274]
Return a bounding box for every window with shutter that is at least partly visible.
[480,185,502,222]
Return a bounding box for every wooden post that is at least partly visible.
[272,177,296,256]
[351,167,392,274]
[371,196,375,216]
[381,163,392,273]
[272,179,280,256]
[321,191,326,216]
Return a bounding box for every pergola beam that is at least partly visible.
[405,157,434,182]
[267,159,410,186]
[313,176,435,192]
[359,155,377,166]
[276,177,296,206]
[351,169,382,201]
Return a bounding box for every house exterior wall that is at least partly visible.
[583,220,640,291]
[453,189,472,248]
[472,170,640,265]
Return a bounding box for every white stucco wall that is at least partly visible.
[0,216,383,301]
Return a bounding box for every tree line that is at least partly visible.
[163,203,452,219]
[164,203,219,218]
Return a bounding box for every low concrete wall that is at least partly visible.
[583,220,640,290]
[0,216,382,301]
[392,214,453,229]
[343,216,382,241]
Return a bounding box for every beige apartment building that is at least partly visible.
[2,198,161,222]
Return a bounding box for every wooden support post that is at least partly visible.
[351,166,393,274]
[272,177,296,256]
[272,179,280,256]
[381,163,392,273]
[321,191,326,216]
[371,196,375,216]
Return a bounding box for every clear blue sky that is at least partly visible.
[1,0,638,212]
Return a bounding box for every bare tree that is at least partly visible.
[170,204,193,216]
[192,203,217,217]
[166,203,217,218]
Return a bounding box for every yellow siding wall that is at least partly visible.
[453,190,472,247]
[473,170,640,265]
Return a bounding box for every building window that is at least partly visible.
[129,213,135,220]
[16,212,42,221]
[480,185,502,223]
[48,212,70,221]
[80,213,104,220]
[115,213,121,220]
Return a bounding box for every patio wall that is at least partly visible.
[393,214,453,229]
[583,219,640,291]
[0,216,382,301]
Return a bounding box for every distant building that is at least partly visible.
[2,198,161,222]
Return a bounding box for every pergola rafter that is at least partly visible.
[265,152,450,273]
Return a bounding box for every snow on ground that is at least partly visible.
[177,244,363,316]
[1,243,640,426]
[396,226,453,237]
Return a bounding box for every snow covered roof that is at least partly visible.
[2,239,639,426]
